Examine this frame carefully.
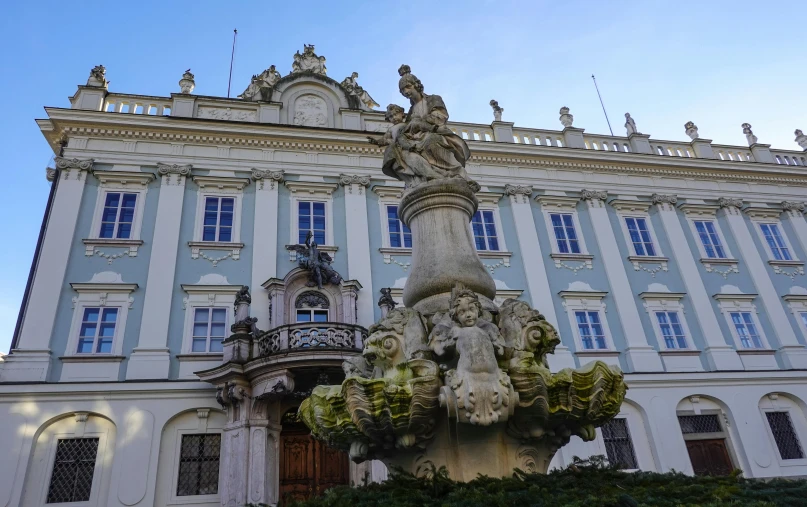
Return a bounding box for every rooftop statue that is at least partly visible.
[341,72,379,109]
[292,44,327,75]
[625,112,639,135]
[286,231,343,289]
[367,65,472,188]
[490,99,503,122]
[238,65,281,102]
[86,65,108,88]
[179,69,195,94]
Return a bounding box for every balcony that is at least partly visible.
[255,322,367,358]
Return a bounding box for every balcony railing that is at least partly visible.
[255,322,367,357]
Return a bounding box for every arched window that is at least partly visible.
[295,291,330,323]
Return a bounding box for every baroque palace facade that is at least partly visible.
[3,46,807,506]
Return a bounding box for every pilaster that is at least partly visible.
[127,163,192,380]
[652,194,742,370]
[582,189,663,372]
[719,198,807,369]
[491,121,514,143]
[4,157,93,382]
[339,174,375,327]
[251,169,284,329]
[504,184,575,370]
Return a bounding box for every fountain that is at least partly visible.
[299,65,627,479]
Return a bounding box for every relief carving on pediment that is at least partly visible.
[292,94,328,127]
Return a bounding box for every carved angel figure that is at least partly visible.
[286,231,343,289]
[87,65,107,87]
[367,104,406,148]
[341,72,379,109]
[238,65,280,102]
[371,65,471,187]
[429,284,511,425]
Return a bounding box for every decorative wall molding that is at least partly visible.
[651,193,678,211]
[55,156,94,180]
[769,260,805,280]
[628,256,670,277]
[284,180,338,196]
[700,258,740,279]
[192,175,251,193]
[188,242,245,266]
[610,198,653,213]
[93,170,155,188]
[550,253,594,273]
[718,197,744,214]
[372,185,404,200]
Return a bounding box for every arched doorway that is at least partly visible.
[279,407,349,504]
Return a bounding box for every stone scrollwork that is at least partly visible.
[504,184,533,203]
[295,291,329,309]
[339,174,371,194]
[782,201,806,212]
[251,169,284,190]
[55,157,94,171]
[651,193,678,205]
[157,163,192,176]
[718,197,743,211]
[580,189,608,202]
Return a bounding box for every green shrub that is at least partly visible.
[285,457,807,507]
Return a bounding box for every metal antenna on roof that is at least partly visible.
[591,74,614,136]
[227,29,238,98]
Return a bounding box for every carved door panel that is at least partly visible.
[686,439,733,476]
[279,433,315,504]
[315,440,350,495]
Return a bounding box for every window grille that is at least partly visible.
[386,205,412,248]
[624,216,656,256]
[693,220,726,259]
[100,192,137,239]
[177,434,221,496]
[550,213,581,254]
[202,197,234,242]
[601,418,638,469]
[766,411,805,460]
[46,438,99,504]
[298,201,326,244]
[574,311,607,350]
[656,311,687,349]
[729,312,763,349]
[759,223,792,261]
[678,414,722,434]
[472,210,499,251]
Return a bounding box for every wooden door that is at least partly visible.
[279,431,350,505]
[685,439,734,476]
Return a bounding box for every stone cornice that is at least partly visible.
[284,180,339,196]
[476,191,503,207]
[535,194,578,209]
[372,185,405,200]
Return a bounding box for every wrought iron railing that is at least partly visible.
[255,322,367,357]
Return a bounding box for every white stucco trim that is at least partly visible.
[714,294,772,350]
[165,411,224,505]
[87,171,153,247]
[748,215,801,263]
[759,394,807,468]
[537,195,590,256]
[559,289,615,353]
[180,283,241,355]
[639,293,694,350]
[191,181,246,244]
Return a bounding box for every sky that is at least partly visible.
[0,0,804,354]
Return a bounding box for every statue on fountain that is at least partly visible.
[300,65,627,480]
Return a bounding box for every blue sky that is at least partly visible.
[0,0,804,353]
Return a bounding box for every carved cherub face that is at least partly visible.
[452,296,480,327]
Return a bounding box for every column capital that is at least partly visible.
[580,189,607,207]
[252,169,284,190]
[718,197,743,214]
[46,168,56,182]
[339,174,371,194]
[782,200,806,218]
[157,162,192,186]
[504,183,533,203]
[55,156,94,180]
[651,193,678,211]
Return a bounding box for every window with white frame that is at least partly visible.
[67,277,137,358]
[472,210,500,251]
[295,290,330,323]
[386,205,411,248]
[191,176,248,245]
[549,212,581,254]
[202,196,235,242]
[192,308,227,353]
[87,172,152,249]
[641,292,693,350]
[759,222,793,261]
[560,288,614,352]
[693,220,727,259]
[181,279,241,355]
[715,294,770,350]
[298,201,326,245]
[286,181,337,248]
[624,216,657,256]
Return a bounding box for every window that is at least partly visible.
[46,438,99,503]
[298,201,326,245]
[601,419,638,469]
[202,197,234,242]
[550,213,581,254]
[656,311,688,349]
[77,307,118,354]
[295,290,330,323]
[729,311,763,349]
[575,311,607,350]
[759,223,792,261]
[472,210,499,251]
[693,220,726,259]
[177,434,221,496]
[99,192,137,239]
[624,216,656,256]
[296,309,329,323]
[386,205,411,248]
[678,414,722,434]
[766,412,805,460]
[192,308,227,353]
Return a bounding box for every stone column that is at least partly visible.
[582,190,663,372]
[339,175,375,326]
[719,198,807,369]
[651,194,743,370]
[504,184,575,370]
[246,421,281,506]
[127,164,191,380]
[251,169,284,329]
[5,157,93,382]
